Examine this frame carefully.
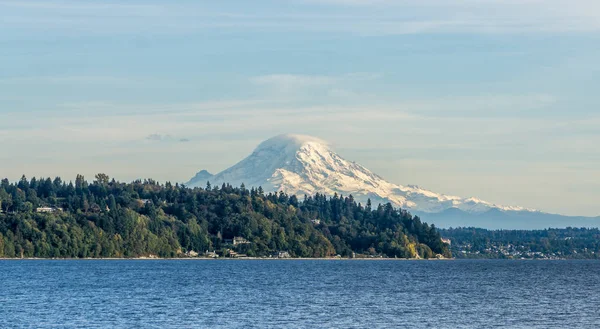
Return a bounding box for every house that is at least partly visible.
[185,250,199,257]
[311,219,321,225]
[205,250,219,258]
[233,237,250,245]
[273,251,291,258]
[224,236,251,245]
[36,207,60,213]
[441,238,452,246]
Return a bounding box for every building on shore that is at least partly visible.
[185,250,199,257]
[205,250,219,258]
[273,251,291,258]
[226,249,247,258]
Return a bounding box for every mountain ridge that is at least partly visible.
[186,134,598,229]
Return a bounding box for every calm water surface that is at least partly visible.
[1,260,599,328]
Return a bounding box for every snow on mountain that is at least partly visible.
[186,134,535,215]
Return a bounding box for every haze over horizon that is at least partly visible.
[1,0,599,217]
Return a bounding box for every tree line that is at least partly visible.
[441,227,600,259]
[0,174,451,259]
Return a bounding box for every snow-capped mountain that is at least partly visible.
[187,134,527,213]
[186,134,599,229]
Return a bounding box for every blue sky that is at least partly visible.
[1,0,599,216]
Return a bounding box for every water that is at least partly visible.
[1,260,599,328]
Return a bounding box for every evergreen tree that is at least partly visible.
[0,175,452,259]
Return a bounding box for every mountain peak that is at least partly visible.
[186,134,534,216]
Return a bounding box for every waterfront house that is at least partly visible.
[273,251,291,258]
[205,250,219,258]
[185,250,199,257]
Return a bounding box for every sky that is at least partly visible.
[0,0,599,216]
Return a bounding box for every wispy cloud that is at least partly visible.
[146,133,171,142]
[250,72,380,86]
[251,74,336,88]
[3,0,600,35]
[302,0,600,34]
[249,73,382,98]
[0,75,139,85]
[145,133,191,143]
[250,74,339,95]
[0,92,580,145]
[0,1,163,16]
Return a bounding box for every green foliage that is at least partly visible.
[0,232,4,257]
[0,175,450,258]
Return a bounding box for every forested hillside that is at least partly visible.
[0,175,450,259]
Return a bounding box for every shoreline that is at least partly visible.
[0,257,455,261]
[0,257,600,261]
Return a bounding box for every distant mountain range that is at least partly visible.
[186,134,600,229]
